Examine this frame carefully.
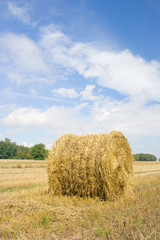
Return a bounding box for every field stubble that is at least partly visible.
[0,159,160,239]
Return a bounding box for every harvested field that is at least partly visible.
[0,159,160,239]
[134,160,160,175]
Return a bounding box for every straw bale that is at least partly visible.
[47,131,133,200]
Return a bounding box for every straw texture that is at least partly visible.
[47,131,133,200]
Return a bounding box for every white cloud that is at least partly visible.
[23,142,33,147]
[1,26,160,102]
[0,105,87,135]
[7,2,31,24]
[51,85,103,101]
[52,88,79,99]
[0,33,48,84]
[2,107,47,127]
[0,33,46,72]
[1,99,160,140]
[80,84,101,101]
[69,46,160,103]
[81,49,160,102]
[89,99,160,138]
[39,25,160,103]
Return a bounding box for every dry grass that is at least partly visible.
[0,159,47,169]
[0,160,160,239]
[134,161,160,175]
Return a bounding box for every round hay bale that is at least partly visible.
[47,131,133,200]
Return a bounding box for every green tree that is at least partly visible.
[133,153,157,161]
[0,138,17,159]
[31,143,48,160]
[16,145,32,159]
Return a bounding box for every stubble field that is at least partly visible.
[0,159,160,239]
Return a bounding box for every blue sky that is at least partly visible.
[0,0,160,157]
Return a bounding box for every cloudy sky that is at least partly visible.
[0,0,160,157]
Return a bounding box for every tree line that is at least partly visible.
[0,138,49,160]
[133,153,157,161]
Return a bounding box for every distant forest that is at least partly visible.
[133,153,157,161]
[0,138,49,160]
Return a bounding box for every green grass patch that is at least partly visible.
[39,214,51,228]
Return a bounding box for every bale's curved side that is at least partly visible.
[47,131,133,200]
